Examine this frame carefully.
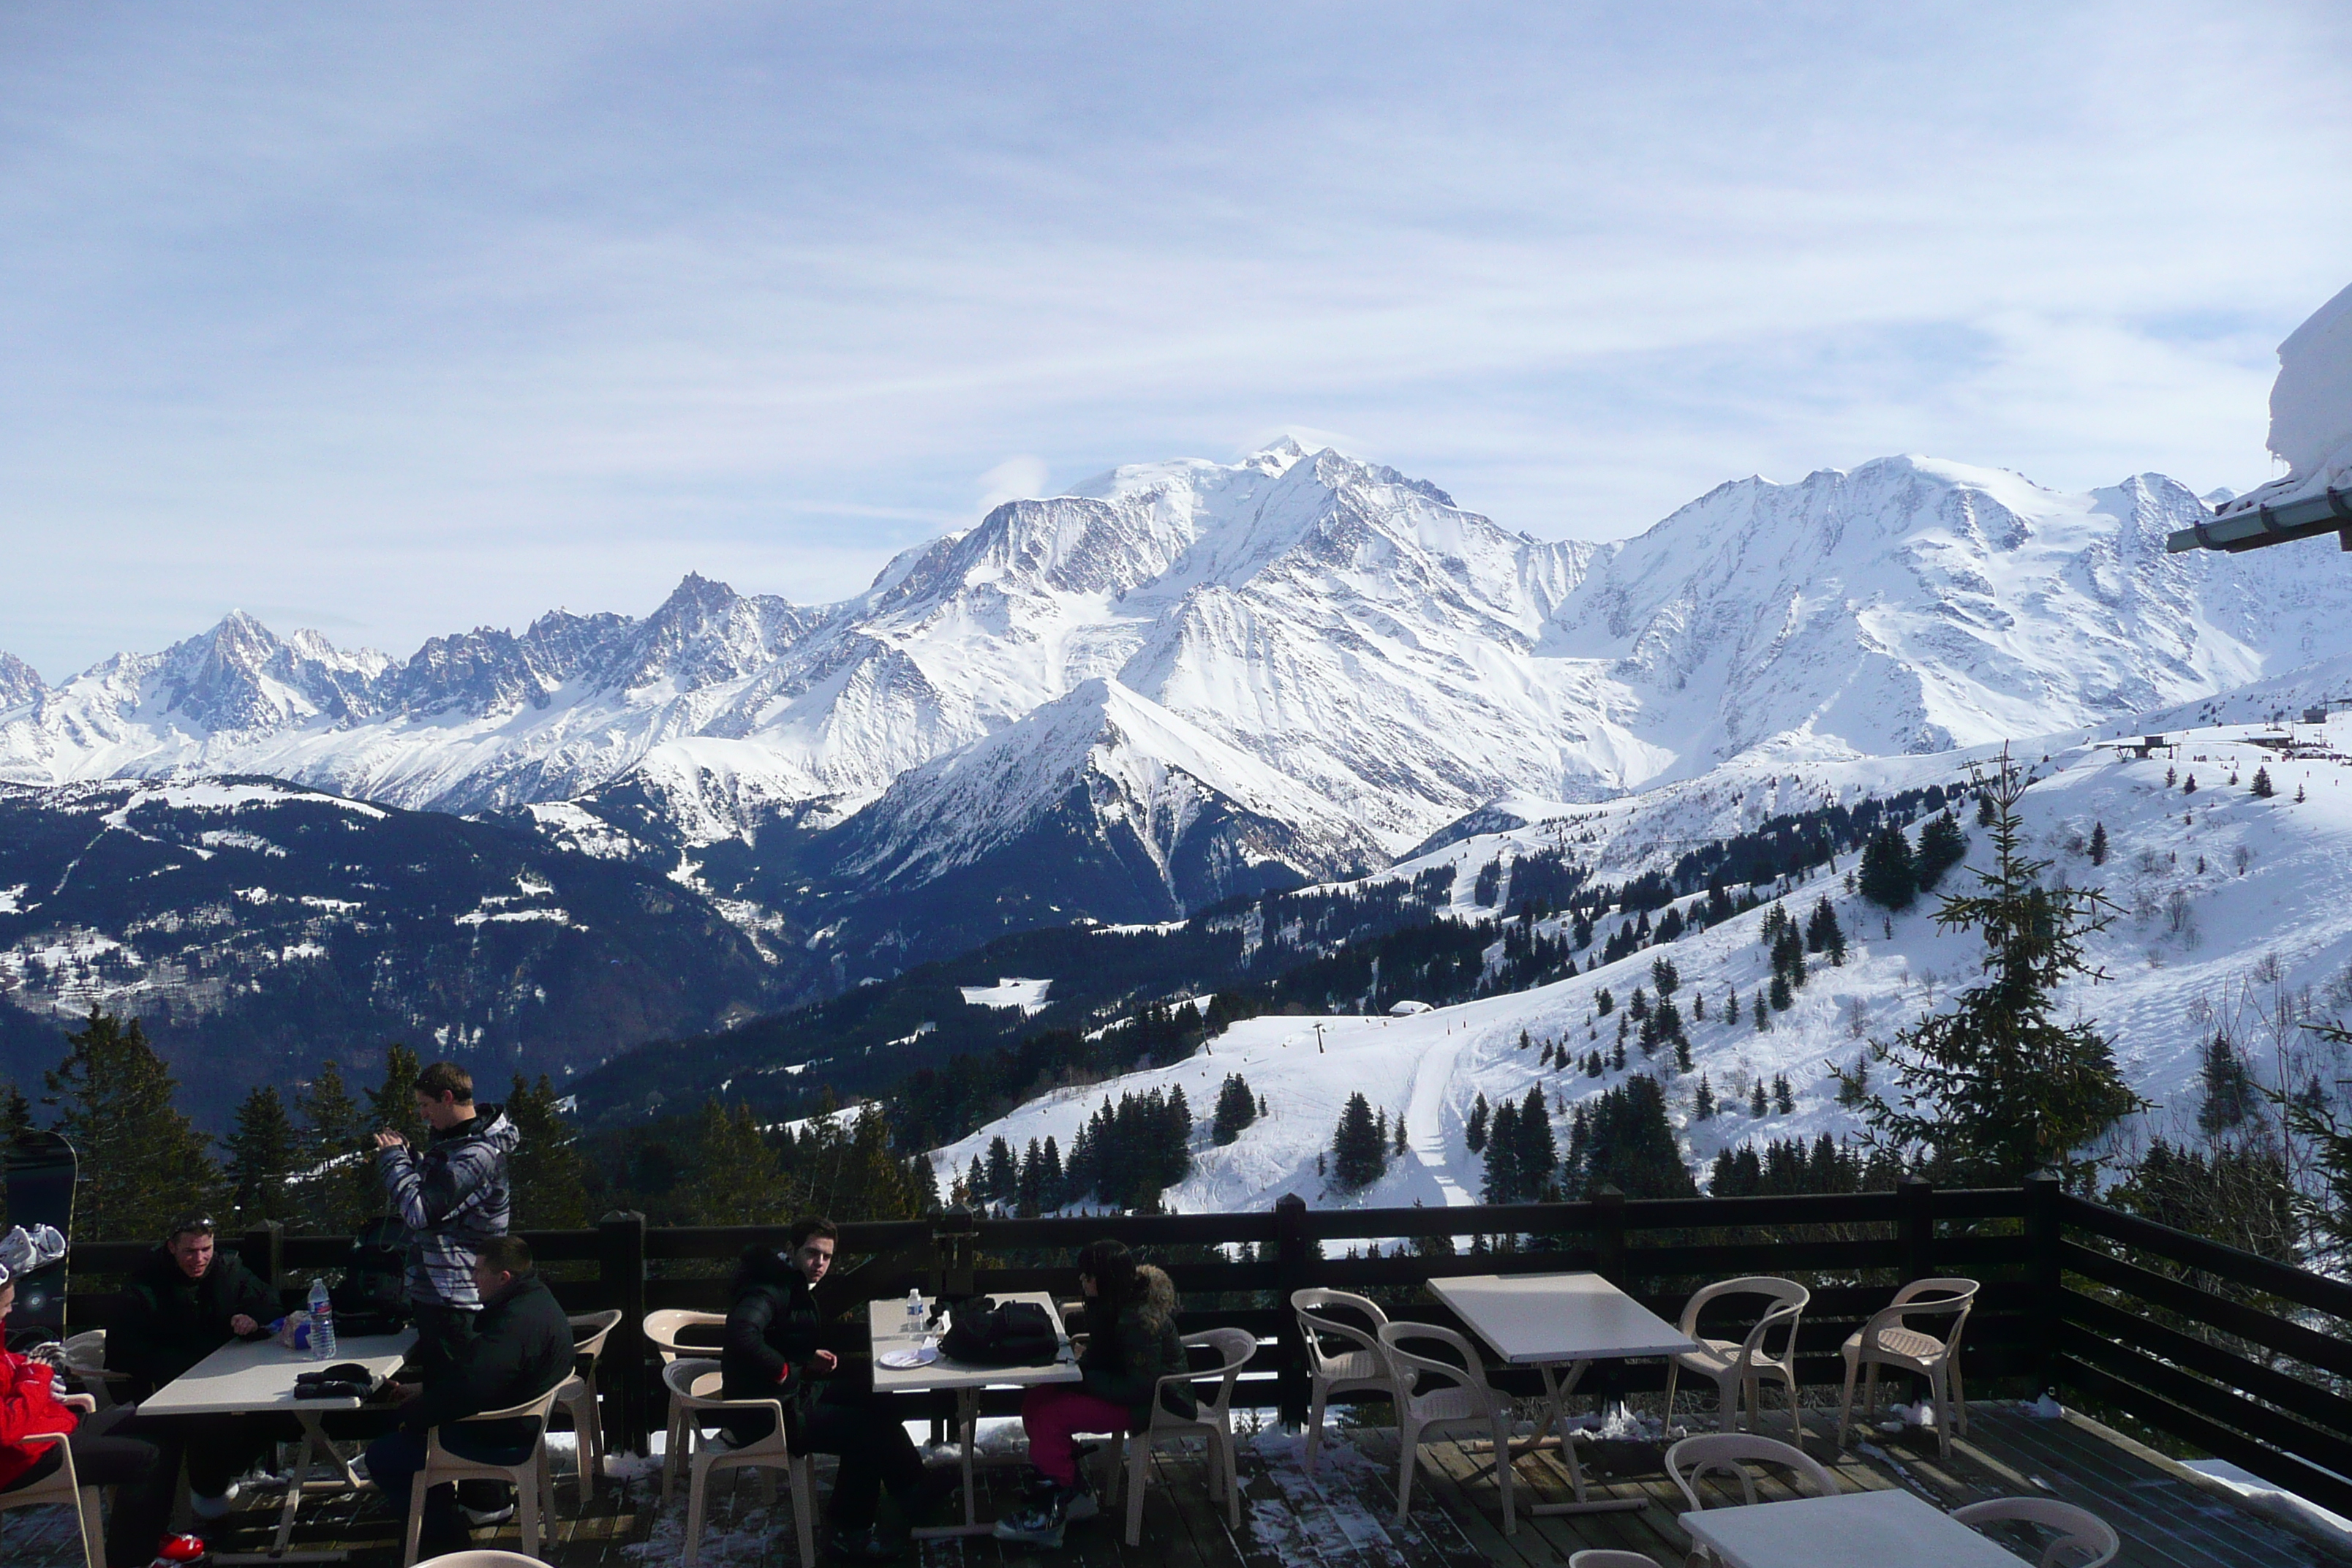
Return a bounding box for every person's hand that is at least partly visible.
[812,1350,839,1374]
[372,1130,407,1151]
[230,1313,259,1335]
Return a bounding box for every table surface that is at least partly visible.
[1680,1488,2025,1568]
[1430,1272,1698,1364]
[140,1330,417,1417]
[868,1291,1082,1393]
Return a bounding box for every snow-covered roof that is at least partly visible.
[2172,281,2352,554]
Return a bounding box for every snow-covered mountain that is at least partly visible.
[11,441,2352,945]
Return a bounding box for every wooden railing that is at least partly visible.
[58,1175,2352,1514]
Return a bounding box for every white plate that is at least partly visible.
[878,1346,939,1369]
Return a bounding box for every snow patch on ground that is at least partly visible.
[960,977,1052,1014]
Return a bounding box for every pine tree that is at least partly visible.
[1773,1074,1794,1115]
[1858,749,2145,1181]
[1750,1082,1769,1117]
[45,1009,217,1242]
[2195,1033,2256,1134]
[1039,1137,1065,1211]
[1393,1113,1409,1157]
[1465,1092,1490,1153]
[503,1073,590,1229]
[1673,1035,1693,1074]
[1978,791,1999,825]
[2088,821,2108,866]
[1479,1100,1523,1204]
[1753,997,1769,1032]
[1805,897,1847,963]
[2252,766,2275,799]
[1212,1074,1258,1145]
[1561,1075,1695,1199]
[1610,1037,1627,1071]
[1692,992,1706,1022]
[1836,1053,1869,1107]
[985,1136,1018,1204]
[1695,1075,1716,1120]
[1651,957,1680,998]
[295,1061,372,1233]
[366,1044,428,1148]
[2297,783,2308,803]
[679,1101,785,1226]
[1858,825,1917,911]
[1726,987,1741,1025]
[1017,1139,1045,1216]
[2183,773,2198,795]
[1768,971,1793,1012]
[1331,1093,1388,1191]
[224,1085,301,1226]
[1914,813,1970,892]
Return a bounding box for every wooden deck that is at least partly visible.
[6,1404,2345,1567]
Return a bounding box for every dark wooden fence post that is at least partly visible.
[1897,1175,1934,1281]
[239,1221,284,1292]
[2024,1170,2063,1395]
[598,1210,649,1450]
[1593,1186,1627,1286]
[1273,1194,1311,1428]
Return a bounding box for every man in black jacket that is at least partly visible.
[104,1215,279,1516]
[723,1216,950,1562]
[362,1235,570,1559]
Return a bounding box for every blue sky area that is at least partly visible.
[3,2,2348,678]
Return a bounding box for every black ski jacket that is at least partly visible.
[720,1245,826,1439]
[105,1245,277,1400]
[399,1270,572,1449]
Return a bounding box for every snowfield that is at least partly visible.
[936,718,2352,1206]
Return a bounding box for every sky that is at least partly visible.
[3,2,2349,682]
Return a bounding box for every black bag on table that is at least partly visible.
[938,1296,1059,1367]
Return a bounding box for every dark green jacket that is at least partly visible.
[400,1272,571,1450]
[1074,1264,1196,1430]
[105,1246,278,1401]
[720,1245,825,1438]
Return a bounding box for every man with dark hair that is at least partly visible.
[103,1215,278,1517]
[362,1234,570,1559]
[723,1216,951,1561]
[374,1061,518,1381]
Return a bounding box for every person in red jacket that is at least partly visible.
[0,1259,176,1567]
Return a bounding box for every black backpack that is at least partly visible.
[328,1217,412,1335]
[938,1297,1060,1368]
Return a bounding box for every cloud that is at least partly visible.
[976,456,1052,516]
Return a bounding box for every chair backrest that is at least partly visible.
[1376,1321,1497,1407]
[1568,1553,1666,1568]
[1868,1278,1979,1356]
[1291,1289,1390,1377]
[417,1551,551,1568]
[427,1382,566,1462]
[1665,1433,1839,1510]
[568,1308,625,1376]
[643,1308,726,1362]
[1679,1275,1810,1365]
[1158,1328,1256,1426]
[1952,1497,2120,1568]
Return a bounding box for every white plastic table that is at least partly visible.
[1429,1272,1698,1517]
[1681,1488,2027,1567]
[868,1292,1081,1539]
[142,1329,415,1563]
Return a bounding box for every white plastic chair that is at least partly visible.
[1290,1288,1397,1476]
[1377,1321,1517,1535]
[1665,1277,1809,1436]
[399,1385,563,1567]
[554,1310,624,1502]
[1113,1328,1256,1545]
[1665,1431,1839,1511]
[1836,1277,1978,1456]
[660,1358,816,1568]
[641,1308,726,1504]
[1569,1553,1666,1568]
[0,1394,103,1568]
[1953,1496,2120,1568]
[56,1333,126,1414]
[417,1553,549,1568]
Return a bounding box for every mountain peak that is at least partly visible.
[0,652,44,709]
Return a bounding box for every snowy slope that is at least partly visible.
[934,723,2352,1208]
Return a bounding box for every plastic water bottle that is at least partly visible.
[306,1279,336,1360]
[905,1288,924,1335]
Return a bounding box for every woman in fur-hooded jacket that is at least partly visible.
[995,1240,1192,1545]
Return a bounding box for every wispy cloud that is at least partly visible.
[1,1,2346,679]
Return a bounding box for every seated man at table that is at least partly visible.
[362,1235,570,1559]
[1,1254,178,1567]
[995,1238,1192,1549]
[722,1215,953,1563]
[104,1213,279,1516]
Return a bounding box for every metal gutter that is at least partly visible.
[2168,484,2352,554]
